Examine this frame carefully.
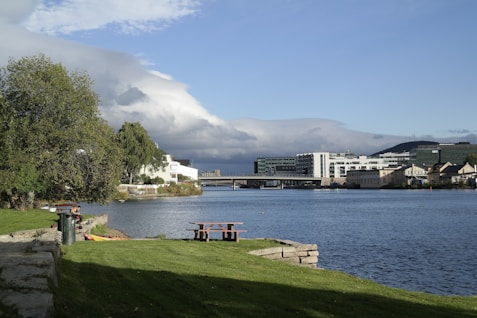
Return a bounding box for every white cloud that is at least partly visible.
[0,0,36,24]
[229,118,407,156]
[23,0,200,35]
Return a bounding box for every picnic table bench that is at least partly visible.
[189,222,246,242]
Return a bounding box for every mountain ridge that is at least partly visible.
[371,141,438,156]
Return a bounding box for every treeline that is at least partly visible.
[0,55,166,210]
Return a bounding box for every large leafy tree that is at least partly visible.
[464,153,477,166]
[116,122,165,184]
[0,54,122,209]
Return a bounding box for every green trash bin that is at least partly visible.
[61,212,76,245]
[57,212,64,231]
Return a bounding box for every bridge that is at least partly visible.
[198,174,324,189]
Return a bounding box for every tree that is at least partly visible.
[116,122,165,184]
[464,153,477,166]
[0,54,122,209]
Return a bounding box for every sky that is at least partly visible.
[1,0,476,173]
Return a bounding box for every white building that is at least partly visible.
[295,152,330,177]
[378,152,411,168]
[329,154,387,178]
[140,154,198,184]
[296,152,388,178]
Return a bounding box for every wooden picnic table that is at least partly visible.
[190,222,246,242]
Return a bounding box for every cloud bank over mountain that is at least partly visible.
[1,1,471,173]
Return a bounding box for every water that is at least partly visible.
[83,188,477,296]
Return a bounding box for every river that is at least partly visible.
[83,188,477,296]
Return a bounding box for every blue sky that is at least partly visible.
[57,0,476,136]
[1,0,477,172]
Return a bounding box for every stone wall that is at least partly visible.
[248,239,319,268]
[0,214,109,317]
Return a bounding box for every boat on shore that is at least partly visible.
[84,233,128,241]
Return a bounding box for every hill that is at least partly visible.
[371,141,438,156]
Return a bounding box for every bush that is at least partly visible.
[156,182,202,196]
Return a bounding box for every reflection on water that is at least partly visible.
[83,188,477,296]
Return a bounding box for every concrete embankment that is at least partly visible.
[0,215,108,318]
[249,239,319,268]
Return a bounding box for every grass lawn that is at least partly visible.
[0,208,96,236]
[1,209,476,317]
[0,209,59,234]
[55,240,477,318]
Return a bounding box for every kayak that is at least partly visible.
[84,233,128,241]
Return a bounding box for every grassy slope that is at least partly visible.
[55,240,477,318]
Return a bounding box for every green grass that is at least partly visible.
[54,240,477,318]
[89,223,107,235]
[0,208,94,235]
[0,209,59,234]
[1,209,476,317]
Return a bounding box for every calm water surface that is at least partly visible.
[85,188,477,296]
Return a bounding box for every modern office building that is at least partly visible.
[295,152,387,179]
[378,152,412,168]
[329,154,387,178]
[254,157,296,175]
[413,142,477,167]
[295,152,329,177]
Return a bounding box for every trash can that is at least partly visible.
[61,212,76,245]
[57,212,64,231]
